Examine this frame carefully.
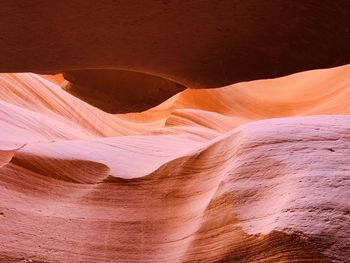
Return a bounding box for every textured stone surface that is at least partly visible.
[2,1,349,113]
[0,65,349,262]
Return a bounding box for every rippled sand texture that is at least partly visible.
[0,65,350,262]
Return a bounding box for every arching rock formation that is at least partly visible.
[62,70,185,113]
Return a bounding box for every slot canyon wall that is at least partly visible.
[0,1,349,262]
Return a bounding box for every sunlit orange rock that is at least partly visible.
[0,65,349,262]
[1,1,350,261]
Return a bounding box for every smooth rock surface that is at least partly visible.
[0,65,349,262]
[0,1,349,87]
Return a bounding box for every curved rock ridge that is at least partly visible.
[0,65,349,262]
[0,141,24,167]
[62,70,186,113]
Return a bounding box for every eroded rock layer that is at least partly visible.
[0,65,350,262]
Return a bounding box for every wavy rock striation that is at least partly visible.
[0,65,350,262]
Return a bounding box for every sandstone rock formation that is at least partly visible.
[62,70,185,113]
[1,1,350,262]
[1,1,349,88]
[0,65,349,262]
